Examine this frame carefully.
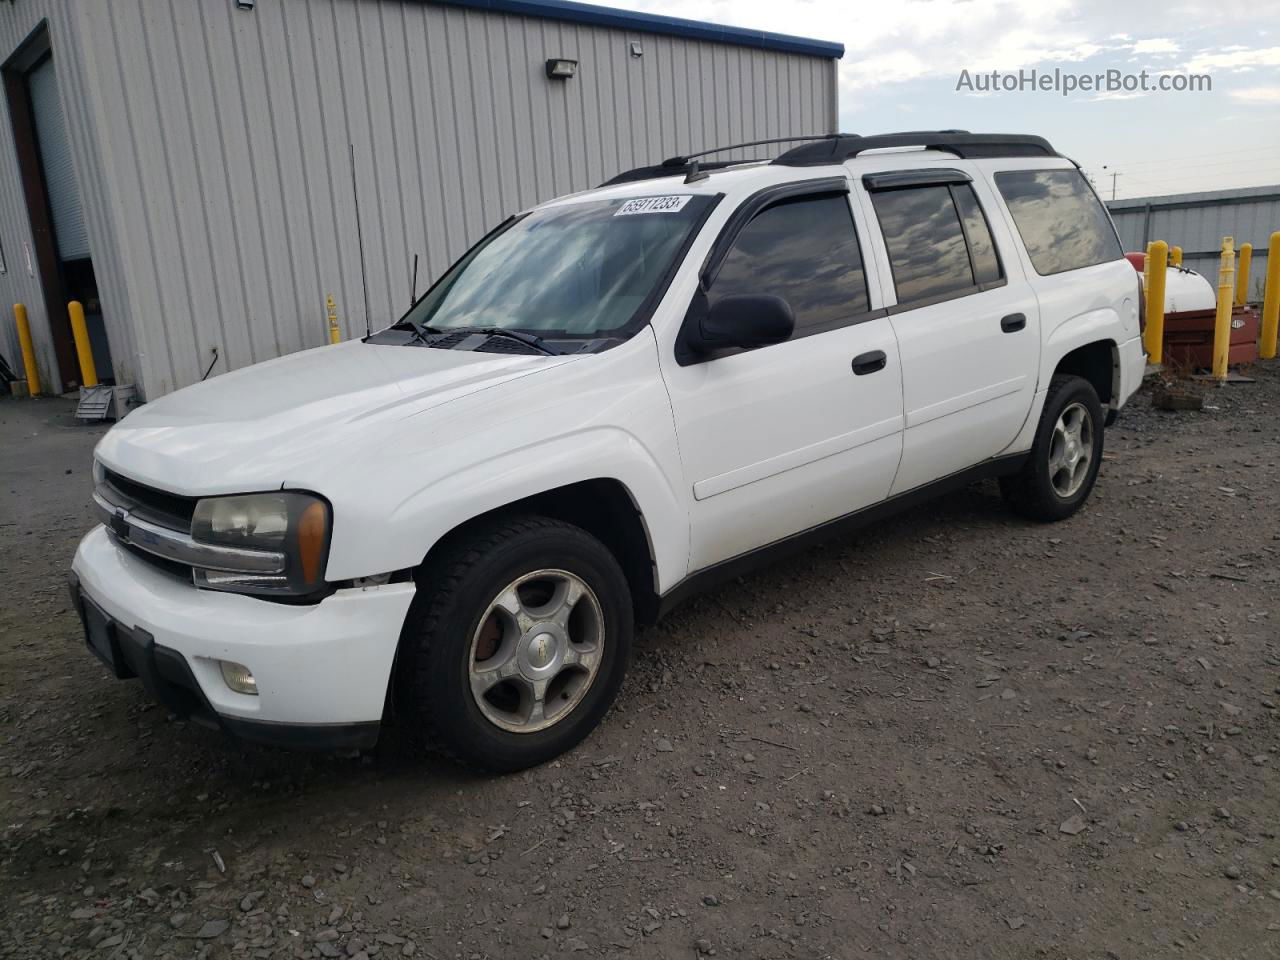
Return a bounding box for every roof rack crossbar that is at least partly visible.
[661,133,844,167]
[772,130,1057,166]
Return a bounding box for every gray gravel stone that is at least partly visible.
[194,919,229,939]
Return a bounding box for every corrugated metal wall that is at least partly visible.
[0,2,140,394]
[1108,187,1280,303]
[10,0,834,398]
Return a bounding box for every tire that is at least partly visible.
[1000,374,1105,522]
[394,514,632,772]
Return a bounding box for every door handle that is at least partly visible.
[851,350,887,375]
[1000,312,1027,333]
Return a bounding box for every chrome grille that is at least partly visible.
[94,472,285,579]
[101,468,196,532]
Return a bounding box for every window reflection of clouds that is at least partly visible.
[873,186,974,303]
[712,196,869,336]
[953,186,1002,285]
[996,170,1123,276]
[422,198,706,334]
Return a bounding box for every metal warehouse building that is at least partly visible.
[0,0,841,400]
[1108,185,1279,302]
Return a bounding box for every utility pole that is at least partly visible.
[1102,164,1119,201]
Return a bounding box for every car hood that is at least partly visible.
[94,340,576,495]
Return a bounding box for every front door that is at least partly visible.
[659,183,905,572]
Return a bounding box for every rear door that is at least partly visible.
[659,179,904,572]
[855,167,1040,494]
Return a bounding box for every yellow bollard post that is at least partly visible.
[1262,231,1280,360]
[326,294,341,344]
[1212,237,1235,381]
[1170,245,1183,268]
[14,303,39,396]
[1235,242,1253,306]
[68,300,98,388]
[1144,241,1168,363]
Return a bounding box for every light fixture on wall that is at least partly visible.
[545,58,578,80]
[235,0,255,9]
[629,42,643,58]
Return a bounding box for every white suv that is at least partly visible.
[71,131,1146,771]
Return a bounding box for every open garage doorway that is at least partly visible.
[4,26,109,391]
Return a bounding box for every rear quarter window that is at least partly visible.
[995,169,1123,276]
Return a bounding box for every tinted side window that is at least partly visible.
[871,185,973,305]
[996,169,1123,275]
[712,194,869,337]
[953,185,1002,285]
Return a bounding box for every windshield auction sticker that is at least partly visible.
[615,195,693,216]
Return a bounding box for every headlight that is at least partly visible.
[190,492,330,596]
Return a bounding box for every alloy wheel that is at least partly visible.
[1048,401,1094,499]
[467,569,605,733]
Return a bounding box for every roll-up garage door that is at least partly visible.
[27,55,89,261]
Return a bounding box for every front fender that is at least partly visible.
[382,427,688,592]
[319,329,690,591]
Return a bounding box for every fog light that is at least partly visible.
[219,660,258,696]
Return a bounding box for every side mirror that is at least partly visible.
[696,294,795,352]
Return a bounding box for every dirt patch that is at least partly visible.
[1,367,1278,959]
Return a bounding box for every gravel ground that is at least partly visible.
[1,365,1278,960]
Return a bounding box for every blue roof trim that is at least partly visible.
[431,0,845,59]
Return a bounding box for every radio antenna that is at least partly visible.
[410,253,419,307]
[349,143,372,337]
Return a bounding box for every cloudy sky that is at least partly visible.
[621,0,1279,200]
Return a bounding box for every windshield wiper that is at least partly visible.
[388,319,446,346]
[453,326,563,356]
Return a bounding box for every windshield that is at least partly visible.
[400,194,715,340]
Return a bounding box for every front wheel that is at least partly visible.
[1000,374,1105,522]
[394,515,632,772]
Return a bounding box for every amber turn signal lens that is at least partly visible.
[298,499,328,586]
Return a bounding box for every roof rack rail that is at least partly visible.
[772,131,1058,166]
[600,134,842,187]
[601,159,756,187]
[598,131,1054,185]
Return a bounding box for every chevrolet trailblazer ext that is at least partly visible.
[71,131,1145,771]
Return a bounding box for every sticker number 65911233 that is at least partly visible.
[614,195,692,216]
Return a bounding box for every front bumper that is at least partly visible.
[70,525,416,751]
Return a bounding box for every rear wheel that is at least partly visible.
[1001,374,1104,522]
[394,515,632,772]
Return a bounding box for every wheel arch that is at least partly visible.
[1050,338,1118,409]
[412,478,663,624]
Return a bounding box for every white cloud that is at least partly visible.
[1083,89,1145,102]
[1131,37,1180,55]
[1229,85,1280,102]
[1184,45,1280,72]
